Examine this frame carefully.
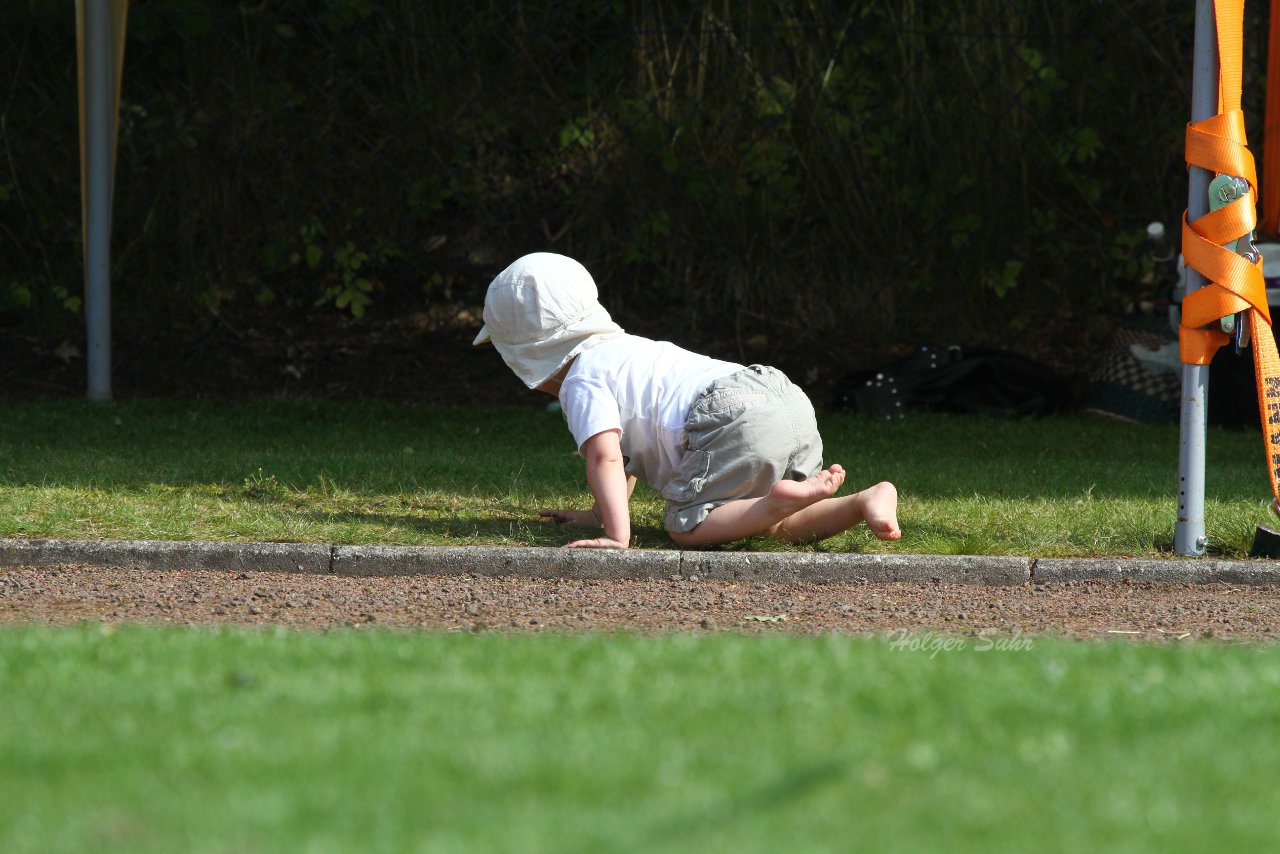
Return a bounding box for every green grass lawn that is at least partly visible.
[1,625,1277,853]
[0,399,1271,556]
[5,403,1278,851]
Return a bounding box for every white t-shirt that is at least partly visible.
[559,334,742,490]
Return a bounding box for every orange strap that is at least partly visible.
[1255,310,1280,494]
[1261,0,1280,235]
[1182,0,1280,504]
[1181,0,1263,368]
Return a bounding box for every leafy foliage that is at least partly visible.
[0,0,1264,359]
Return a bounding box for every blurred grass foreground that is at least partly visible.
[2,626,1279,852]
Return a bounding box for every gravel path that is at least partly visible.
[3,565,1280,642]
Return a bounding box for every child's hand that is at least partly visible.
[539,508,598,527]
[565,537,629,549]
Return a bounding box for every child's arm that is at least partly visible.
[540,475,636,528]
[568,428,631,549]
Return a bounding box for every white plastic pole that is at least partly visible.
[1175,0,1218,557]
[83,0,113,402]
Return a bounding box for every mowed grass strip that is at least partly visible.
[1,625,1277,852]
[0,399,1271,556]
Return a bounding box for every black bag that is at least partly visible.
[834,345,1073,418]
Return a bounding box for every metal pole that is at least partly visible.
[83,0,113,402]
[1175,0,1219,556]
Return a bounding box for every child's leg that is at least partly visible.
[667,465,901,548]
[774,480,900,544]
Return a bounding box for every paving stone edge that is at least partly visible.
[3,538,1280,585]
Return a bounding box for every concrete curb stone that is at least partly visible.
[2,538,1280,586]
[679,552,1030,585]
[1032,557,1280,586]
[0,538,331,574]
[331,544,682,579]
[332,546,1030,585]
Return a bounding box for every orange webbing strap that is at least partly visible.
[1182,0,1280,505]
[1261,0,1280,236]
[1254,315,1280,493]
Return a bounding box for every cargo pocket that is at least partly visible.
[662,448,711,503]
[691,389,766,422]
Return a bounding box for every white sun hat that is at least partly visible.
[473,252,624,388]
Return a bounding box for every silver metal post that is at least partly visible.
[1175,0,1219,556]
[83,0,113,402]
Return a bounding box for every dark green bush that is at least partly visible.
[0,0,1266,364]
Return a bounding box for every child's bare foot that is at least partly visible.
[858,481,901,540]
[768,464,847,515]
